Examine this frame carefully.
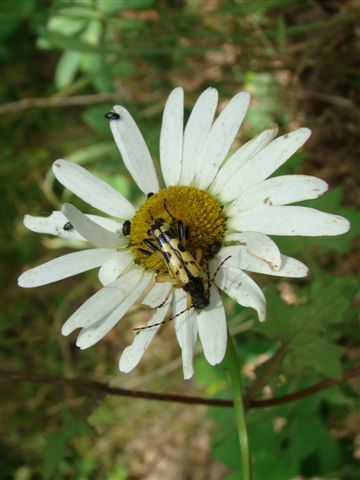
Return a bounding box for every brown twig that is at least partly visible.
[0,93,128,114]
[0,365,359,409]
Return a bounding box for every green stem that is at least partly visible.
[223,331,251,480]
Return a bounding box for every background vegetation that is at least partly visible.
[1,1,359,479]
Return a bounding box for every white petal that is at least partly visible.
[140,281,172,309]
[24,211,125,242]
[229,205,350,236]
[52,159,134,218]
[274,256,309,277]
[119,283,172,373]
[24,211,85,241]
[215,264,266,322]
[196,286,227,365]
[210,126,278,202]
[62,268,148,335]
[111,105,159,194]
[229,175,328,213]
[18,249,115,288]
[76,271,152,349]
[160,87,183,186]
[218,246,308,278]
[226,128,312,197]
[63,277,129,335]
[196,92,251,190]
[180,87,218,185]
[86,215,124,233]
[98,250,133,285]
[173,289,198,379]
[225,231,282,271]
[62,203,126,248]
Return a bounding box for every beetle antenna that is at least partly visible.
[145,208,154,225]
[209,255,232,286]
[164,199,176,221]
[133,305,190,333]
[133,256,232,333]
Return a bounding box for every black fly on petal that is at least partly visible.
[105,112,121,120]
[63,222,74,231]
[122,220,131,236]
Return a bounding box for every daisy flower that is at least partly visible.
[18,87,350,379]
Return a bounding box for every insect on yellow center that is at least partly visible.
[129,186,226,274]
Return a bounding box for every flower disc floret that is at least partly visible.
[130,185,226,273]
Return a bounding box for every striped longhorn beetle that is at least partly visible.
[133,199,228,332]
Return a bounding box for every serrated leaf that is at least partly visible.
[307,275,358,326]
[287,339,343,378]
[212,395,342,479]
[254,277,356,379]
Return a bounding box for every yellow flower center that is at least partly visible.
[130,185,226,274]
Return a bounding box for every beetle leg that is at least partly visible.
[155,274,175,283]
[187,293,193,309]
[153,288,173,310]
[195,248,203,265]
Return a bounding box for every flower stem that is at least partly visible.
[223,331,251,480]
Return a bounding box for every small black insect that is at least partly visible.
[147,192,154,198]
[63,222,74,231]
[105,111,120,120]
[122,220,131,236]
[207,242,222,259]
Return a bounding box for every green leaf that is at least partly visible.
[47,14,87,37]
[254,277,357,379]
[243,71,294,135]
[212,394,342,480]
[42,411,92,480]
[42,432,70,480]
[81,18,102,45]
[57,6,104,20]
[211,407,240,471]
[195,356,228,396]
[55,50,81,89]
[288,339,343,378]
[40,30,116,54]
[112,59,135,77]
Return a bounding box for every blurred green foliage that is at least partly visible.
[1,0,359,479]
